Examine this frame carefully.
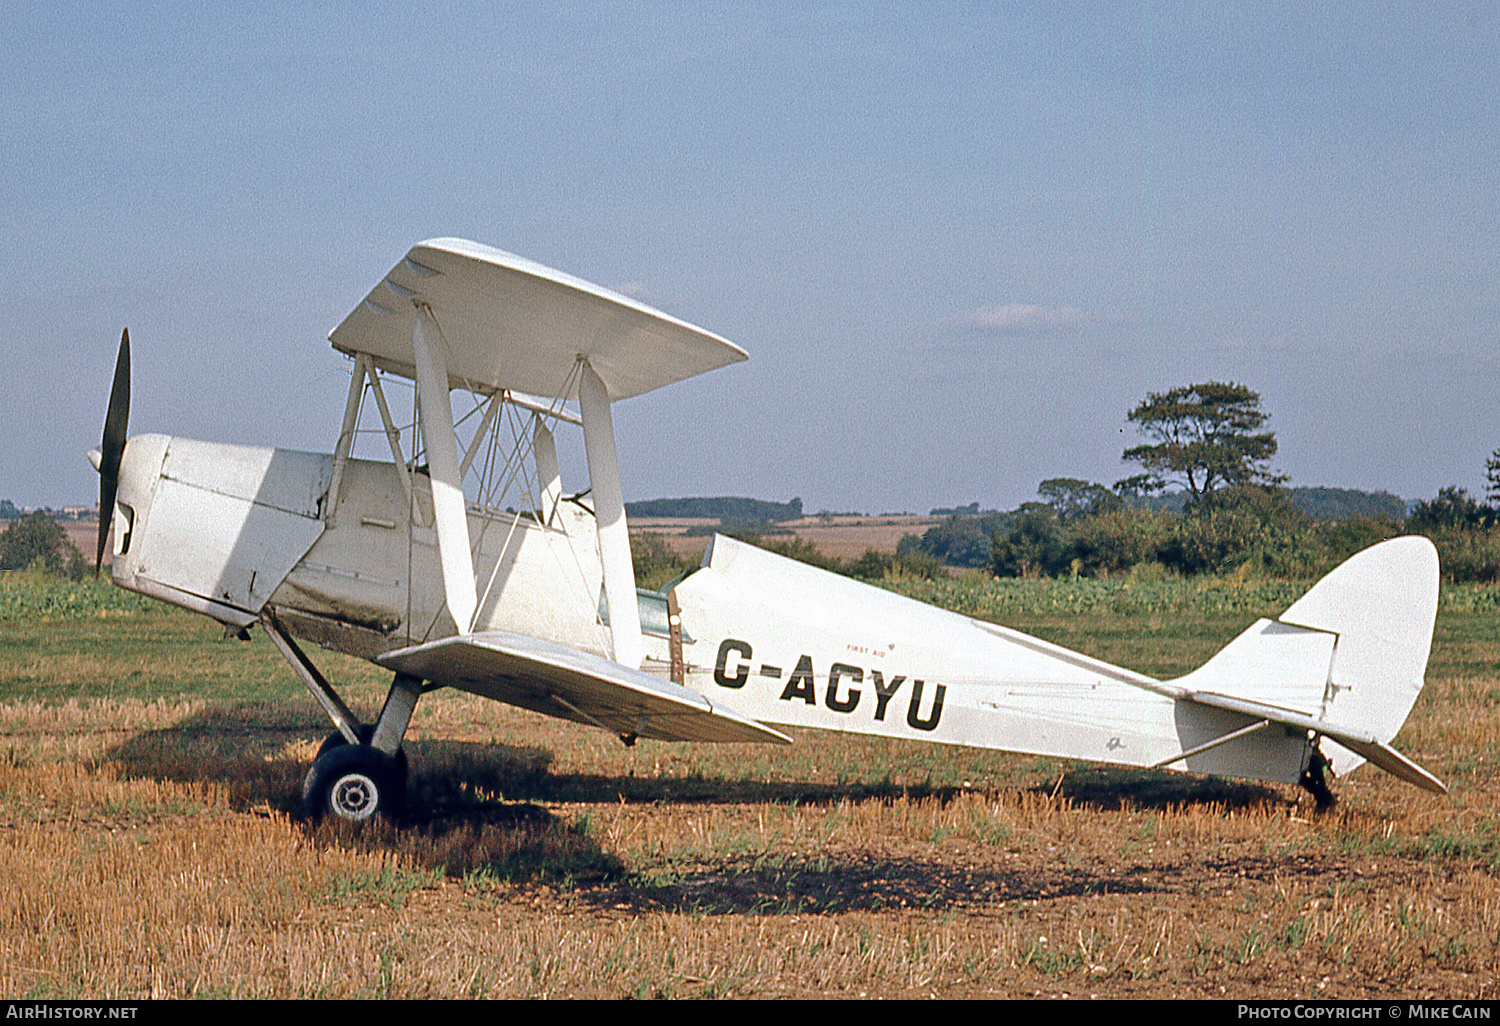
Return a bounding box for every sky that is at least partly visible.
[2,2,1496,513]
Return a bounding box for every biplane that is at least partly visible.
[88,238,1446,822]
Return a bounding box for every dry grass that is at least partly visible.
[2,601,1499,998]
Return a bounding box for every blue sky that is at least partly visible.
[3,3,1496,512]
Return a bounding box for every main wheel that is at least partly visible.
[303,744,406,823]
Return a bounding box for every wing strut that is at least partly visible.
[326,352,370,525]
[579,360,642,669]
[262,612,363,744]
[413,305,478,633]
[533,417,563,527]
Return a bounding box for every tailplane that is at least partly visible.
[1169,536,1443,793]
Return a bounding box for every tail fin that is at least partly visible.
[1170,536,1442,790]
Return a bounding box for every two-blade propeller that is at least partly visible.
[94,329,130,575]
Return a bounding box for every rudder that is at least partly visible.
[1171,536,1439,781]
[1278,535,1439,776]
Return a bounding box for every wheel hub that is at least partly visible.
[331,772,380,820]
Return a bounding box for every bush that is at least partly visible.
[987,486,1408,581]
[1408,486,1491,531]
[904,515,999,568]
[1068,508,1173,577]
[0,512,87,580]
[1296,516,1402,577]
[990,505,1069,578]
[750,534,845,573]
[1424,527,1500,584]
[631,532,695,591]
[684,532,943,583]
[1158,487,1310,576]
[842,547,944,582]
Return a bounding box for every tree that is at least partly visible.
[990,503,1068,578]
[0,512,87,579]
[1120,382,1283,502]
[902,515,996,568]
[1036,478,1122,521]
[1486,449,1500,507]
[1407,485,1487,532]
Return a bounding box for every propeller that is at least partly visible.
[95,328,130,575]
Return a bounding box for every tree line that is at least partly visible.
[0,512,89,579]
[8,382,1493,586]
[901,382,1500,583]
[625,496,804,524]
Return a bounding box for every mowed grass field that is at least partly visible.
[2,569,1499,999]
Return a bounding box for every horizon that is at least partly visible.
[0,481,1433,521]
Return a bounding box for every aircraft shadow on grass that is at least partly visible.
[94,702,1295,914]
[99,702,1285,815]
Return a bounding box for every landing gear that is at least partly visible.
[260,613,425,824]
[303,743,407,822]
[300,671,423,823]
[1299,741,1336,813]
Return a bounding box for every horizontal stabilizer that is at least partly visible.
[378,629,790,745]
[1184,690,1447,794]
[1170,618,1335,717]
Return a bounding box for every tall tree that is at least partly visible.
[1486,448,1500,507]
[1120,382,1283,501]
[1407,485,1487,532]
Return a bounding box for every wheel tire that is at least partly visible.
[315,729,408,778]
[302,744,405,823]
[315,729,357,761]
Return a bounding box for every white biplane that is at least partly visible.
[89,238,1446,822]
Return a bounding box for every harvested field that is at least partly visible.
[59,520,106,567]
[779,515,939,560]
[1,572,1497,998]
[632,514,939,561]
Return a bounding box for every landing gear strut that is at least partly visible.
[1299,740,1336,813]
[261,612,424,823]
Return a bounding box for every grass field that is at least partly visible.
[1,569,1498,998]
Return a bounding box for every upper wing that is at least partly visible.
[328,238,748,401]
[377,629,790,745]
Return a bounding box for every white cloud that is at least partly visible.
[960,303,1095,332]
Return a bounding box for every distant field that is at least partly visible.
[63,512,925,569]
[2,570,1498,998]
[633,514,940,561]
[59,521,105,567]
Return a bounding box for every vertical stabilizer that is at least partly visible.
[1170,536,1439,780]
[1278,536,1439,775]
